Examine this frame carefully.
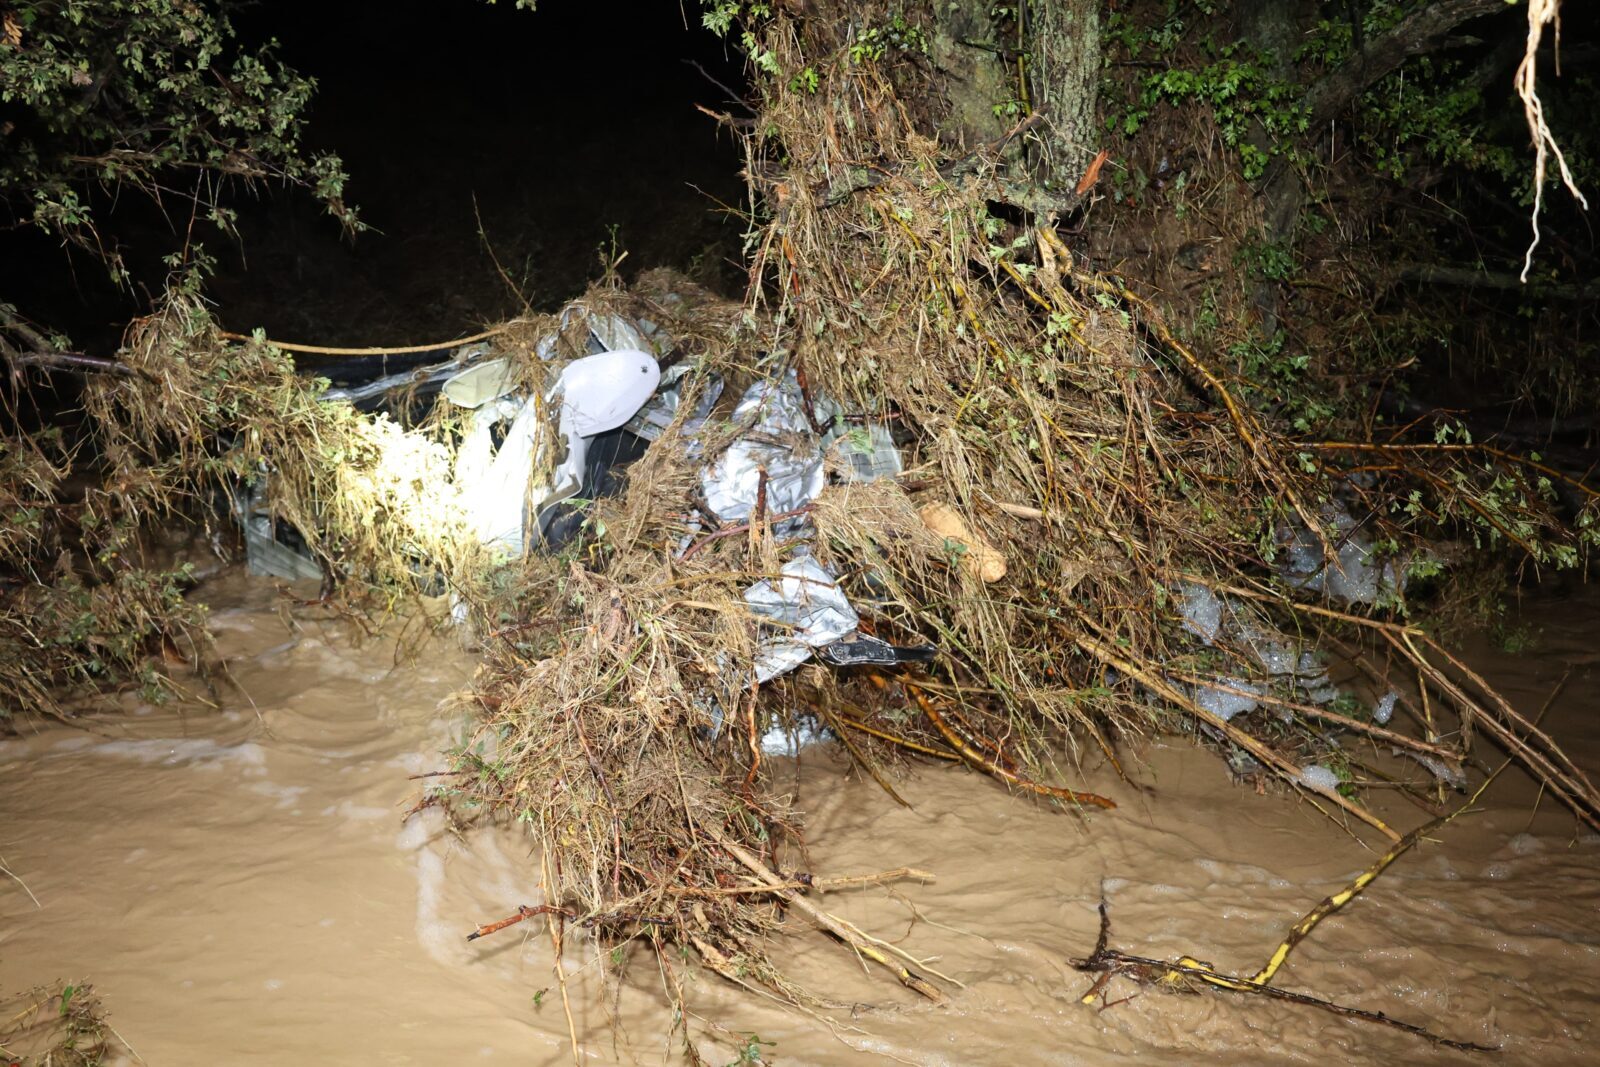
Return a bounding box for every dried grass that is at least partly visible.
[2,3,1597,1056]
[440,8,1598,1046]
[0,982,124,1066]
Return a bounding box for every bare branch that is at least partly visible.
[1397,262,1598,300]
[5,350,139,376]
[1302,0,1507,130]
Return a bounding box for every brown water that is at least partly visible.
[2,570,1597,1065]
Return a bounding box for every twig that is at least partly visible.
[1175,572,1424,635]
[0,854,41,909]
[679,505,814,560]
[5,350,140,376]
[542,850,582,1067]
[0,304,53,350]
[1075,771,1509,1053]
[1306,437,1600,502]
[1247,768,1505,986]
[1163,669,1463,762]
[992,500,1046,520]
[812,866,934,892]
[217,321,530,356]
[1418,634,1599,815]
[903,677,1117,810]
[1072,625,1399,841]
[1061,248,1327,546]
[465,903,572,942]
[1073,904,1495,1053]
[682,59,757,115]
[833,712,962,761]
[708,826,946,1002]
[670,867,934,897]
[1380,629,1600,830]
[817,700,911,807]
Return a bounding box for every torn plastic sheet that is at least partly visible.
[322,342,493,410]
[824,422,902,483]
[440,356,521,409]
[702,371,825,527]
[535,303,665,363]
[232,478,322,583]
[454,394,549,552]
[744,556,859,683]
[624,363,723,447]
[1278,505,1406,605]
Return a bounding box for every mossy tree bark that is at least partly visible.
[1025,0,1102,207]
[927,0,1101,215]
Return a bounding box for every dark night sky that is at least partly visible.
[2,1,750,350]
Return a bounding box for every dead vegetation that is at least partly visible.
[2,1,1598,1060]
[0,982,126,1066]
[425,5,1598,1055]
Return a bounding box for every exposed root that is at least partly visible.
[1074,772,1511,1053]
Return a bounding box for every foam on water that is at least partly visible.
[1507,832,1543,856]
[414,846,461,963]
[247,781,310,808]
[1297,764,1342,792]
[85,737,269,773]
[323,800,391,821]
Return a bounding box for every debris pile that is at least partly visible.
[3,1,1598,1057]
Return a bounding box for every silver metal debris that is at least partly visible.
[744,556,859,683]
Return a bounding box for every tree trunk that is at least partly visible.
[928,0,1102,215]
[1026,0,1101,206]
[1236,0,1318,337]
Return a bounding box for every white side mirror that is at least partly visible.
[550,349,661,437]
[536,349,661,538]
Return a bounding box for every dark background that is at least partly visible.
[0,0,750,351]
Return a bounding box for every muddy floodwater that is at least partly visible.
[2,569,1597,1065]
